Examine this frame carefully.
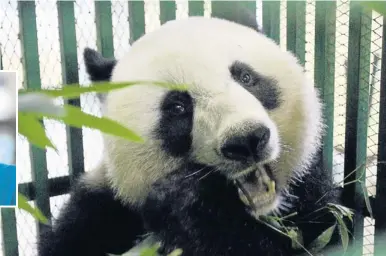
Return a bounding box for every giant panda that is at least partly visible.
[37,8,345,256]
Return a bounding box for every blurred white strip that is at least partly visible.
[18,93,66,117]
[0,87,15,120]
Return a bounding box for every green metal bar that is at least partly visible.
[262,0,280,44]
[342,3,372,254]
[211,1,257,30]
[19,176,71,201]
[1,209,18,256]
[314,1,336,173]
[95,0,114,58]
[286,0,306,65]
[159,0,176,25]
[212,1,257,15]
[57,1,85,186]
[18,0,51,236]
[374,15,386,256]
[128,0,145,44]
[188,0,204,16]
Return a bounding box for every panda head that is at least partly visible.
[84,16,323,216]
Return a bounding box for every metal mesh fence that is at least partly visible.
[363,11,383,256]
[0,0,384,255]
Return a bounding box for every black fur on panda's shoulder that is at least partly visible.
[140,157,346,256]
[37,177,145,256]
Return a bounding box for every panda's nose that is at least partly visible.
[220,126,271,162]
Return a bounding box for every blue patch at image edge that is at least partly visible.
[0,163,17,206]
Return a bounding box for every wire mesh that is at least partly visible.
[333,0,350,185]
[304,0,315,85]
[0,0,384,255]
[279,0,287,50]
[362,10,383,256]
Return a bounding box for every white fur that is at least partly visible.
[95,17,323,210]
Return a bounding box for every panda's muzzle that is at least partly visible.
[220,125,271,163]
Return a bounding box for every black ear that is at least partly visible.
[83,48,117,103]
[83,48,117,82]
[211,3,261,33]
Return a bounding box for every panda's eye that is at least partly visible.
[168,103,186,115]
[240,71,252,85]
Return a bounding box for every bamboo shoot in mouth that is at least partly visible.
[236,164,277,217]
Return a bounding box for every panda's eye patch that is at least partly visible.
[229,61,261,87]
[229,61,281,110]
[240,71,252,85]
[166,102,186,115]
[157,90,194,157]
[161,91,193,116]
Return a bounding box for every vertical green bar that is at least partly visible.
[160,1,176,25]
[18,0,51,233]
[128,0,145,44]
[57,1,85,185]
[314,1,336,172]
[374,15,386,256]
[1,209,18,256]
[211,1,257,30]
[286,0,306,65]
[262,0,280,44]
[212,1,256,14]
[342,3,372,255]
[188,0,204,16]
[95,1,114,58]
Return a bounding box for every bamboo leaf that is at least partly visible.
[327,203,354,222]
[18,193,49,224]
[308,224,337,253]
[332,211,349,253]
[140,244,161,256]
[18,112,56,150]
[361,182,374,219]
[28,104,143,143]
[288,228,304,251]
[168,249,183,256]
[19,81,188,99]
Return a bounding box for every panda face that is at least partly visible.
[101,17,323,213]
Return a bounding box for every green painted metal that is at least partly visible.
[212,1,256,16]
[128,0,145,44]
[95,1,114,58]
[160,1,176,25]
[286,0,306,65]
[1,209,18,256]
[262,0,280,44]
[18,0,51,237]
[57,1,85,186]
[188,0,204,16]
[342,3,372,255]
[314,1,336,172]
[211,1,257,31]
[19,176,71,201]
[374,15,386,256]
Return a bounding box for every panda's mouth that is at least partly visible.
[234,164,277,216]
